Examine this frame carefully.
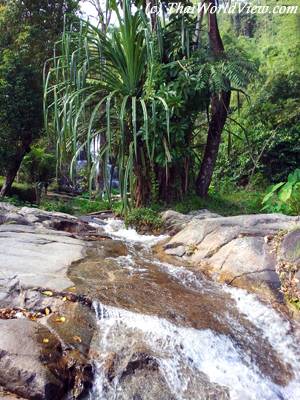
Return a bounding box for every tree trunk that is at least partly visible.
[0,157,24,197]
[196,91,231,197]
[0,141,31,197]
[195,0,231,197]
[134,145,151,208]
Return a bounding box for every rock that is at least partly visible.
[163,213,300,295]
[207,236,279,287]
[47,301,96,357]
[1,212,31,226]
[0,277,20,304]
[0,319,65,400]
[95,350,229,400]
[0,203,18,213]
[0,204,97,399]
[0,386,27,399]
[165,245,186,257]
[0,225,86,291]
[161,209,220,234]
[281,228,300,264]
[19,206,78,222]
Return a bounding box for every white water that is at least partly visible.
[90,218,300,400]
[92,300,300,400]
[102,218,168,245]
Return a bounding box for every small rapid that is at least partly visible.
[79,218,300,400]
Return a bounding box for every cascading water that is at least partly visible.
[80,219,300,400]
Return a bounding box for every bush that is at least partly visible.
[262,169,300,215]
[125,208,162,233]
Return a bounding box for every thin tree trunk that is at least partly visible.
[0,156,24,197]
[0,140,31,197]
[196,92,231,197]
[196,0,231,197]
[134,145,151,207]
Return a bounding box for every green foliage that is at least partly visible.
[0,177,35,203]
[45,0,255,209]
[216,6,300,191]
[125,207,162,232]
[22,147,56,184]
[40,196,111,215]
[171,190,263,216]
[40,199,75,214]
[0,0,79,185]
[262,169,300,215]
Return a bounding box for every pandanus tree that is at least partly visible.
[45,0,173,209]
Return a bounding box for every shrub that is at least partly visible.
[262,169,300,215]
[125,208,162,233]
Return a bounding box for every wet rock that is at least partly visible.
[47,301,96,357]
[95,350,230,400]
[163,213,300,296]
[0,319,65,400]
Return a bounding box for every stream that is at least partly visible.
[72,218,300,400]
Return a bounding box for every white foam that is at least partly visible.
[102,218,168,245]
[92,301,300,400]
[225,286,300,372]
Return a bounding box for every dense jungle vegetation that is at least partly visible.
[0,0,299,222]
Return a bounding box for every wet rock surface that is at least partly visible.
[161,211,300,297]
[0,203,97,399]
[1,204,300,399]
[0,319,64,400]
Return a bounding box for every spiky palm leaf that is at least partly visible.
[44,0,171,211]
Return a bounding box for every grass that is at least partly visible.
[40,197,114,216]
[0,177,36,204]
[122,190,264,232]
[169,190,264,216]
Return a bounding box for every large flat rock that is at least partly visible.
[163,212,300,294]
[0,225,85,291]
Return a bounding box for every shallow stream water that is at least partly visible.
[73,219,300,400]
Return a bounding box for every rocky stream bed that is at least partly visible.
[0,203,299,400]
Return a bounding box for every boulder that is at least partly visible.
[162,212,300,294]
[0,319,65,400]
[161,209,220,234]
[92,350,229,400]
[0,204,97,399]
[0,225,86,291]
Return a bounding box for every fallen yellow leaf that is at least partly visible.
[62,296,67,302]
[44,308,51,315]
[42,338,49,344]
[42,291,53,297]
[55,316,66,323]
